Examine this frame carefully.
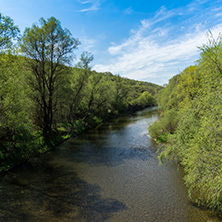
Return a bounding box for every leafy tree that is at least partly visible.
[198,31,222,76]
[0,54,32,169]
[76,51,94,70]
[68,52,94,123]
[153,32,222,210]
[84,72,113,118]
[150,65,200,141]
[20,17,80,142]
[132,91,156,108]
[112,75,129,113]
[0,13,20,51]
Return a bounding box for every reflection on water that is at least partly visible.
[0,107,221,222]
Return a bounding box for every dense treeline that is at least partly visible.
[0,14,161,172]
[150,32,222,211]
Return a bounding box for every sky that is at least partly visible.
[1,0,222,85]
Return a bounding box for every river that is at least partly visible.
[0,107,221,222]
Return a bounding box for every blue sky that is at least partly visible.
[1,0,222,85]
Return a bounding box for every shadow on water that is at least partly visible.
[0,163,127,222]
[63,140,153,167]
[0,109,158,222]
[54,107,159,167]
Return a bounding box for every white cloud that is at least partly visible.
[216,12,222,17]
[93,1,222,85]
[81,1,91,4]
[79,0,101,12]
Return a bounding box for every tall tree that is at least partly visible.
[68,51,94,123]
[0,12,20,51]
[20,17,80,142]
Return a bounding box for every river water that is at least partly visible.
[0,107,221,222]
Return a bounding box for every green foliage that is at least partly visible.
[149,109,178,140]
[0,13,20,50]
[150,65,200,141]
[132,91,156,108]
[76,51,94,70]
[156,132,169,143]
[152,32,222,211]
[0,54,35,170]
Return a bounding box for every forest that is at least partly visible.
[0,14,161,172]
[149,32,222,211]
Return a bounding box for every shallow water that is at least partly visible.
[0,107,221,222]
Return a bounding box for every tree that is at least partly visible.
[67,51,94,123]
[76,51,94,70]
[0,54,33,169]
[20,17,80,143]
[198,31,222,76]
[153,33,222,210]
[133,91,156,108]
[113,75,129,113]
[0,12,20,50]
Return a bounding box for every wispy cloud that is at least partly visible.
[124,7,133,15]
[80,36,97,51]
[93,0,222,85]
[81,1,91,4]
[79,0,101,12]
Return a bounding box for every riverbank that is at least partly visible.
[149,40,222,212]
[0,105,157,175]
